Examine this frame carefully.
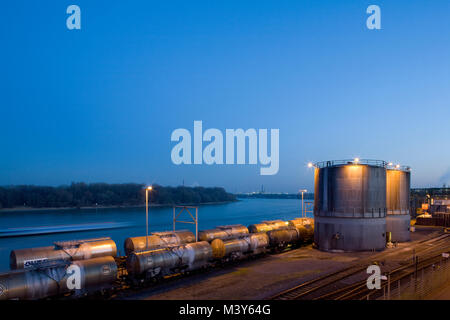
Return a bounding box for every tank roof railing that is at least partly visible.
[312,159,411,171]
[313,159,387,169]
[386,164,411,171]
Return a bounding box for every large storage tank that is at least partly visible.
[386,168,411,242]
[313,160,387,252]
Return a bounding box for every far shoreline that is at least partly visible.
[0,200,240,214]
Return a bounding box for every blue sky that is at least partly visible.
[1,0,449,193]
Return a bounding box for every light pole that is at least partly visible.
[145,185,153,250]
[299,189,307,217]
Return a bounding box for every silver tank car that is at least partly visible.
[0,256,117,300]
[267,226,300,247]
[10,238,117,269]
[288,217,314,227]
[126,241,212,277]
[210,233,269,259]
[386,168,411,242]
[313,160,387,252]
[246,232,270,254]
[124,230,195,255]
[211,238,249,259]
[248,220,288,233]
[288,219,314,242]
[198,224,248,242]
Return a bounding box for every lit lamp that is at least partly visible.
[299,189,307,218]
[354,157,360,164]
[307,162,313,168]
[145,185,153,249]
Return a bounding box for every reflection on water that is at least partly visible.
[0,222,134,237]
[0,198,310,272]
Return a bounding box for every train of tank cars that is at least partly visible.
[0,218,313,300]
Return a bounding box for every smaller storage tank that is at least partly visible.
[211,238,249,259]
[386,167,411,242]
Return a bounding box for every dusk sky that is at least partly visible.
[1,0,450,193]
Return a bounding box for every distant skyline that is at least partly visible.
[1,1,450,193]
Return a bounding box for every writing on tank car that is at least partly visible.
[0,256,117,300]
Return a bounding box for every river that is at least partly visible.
[0,198,312,272]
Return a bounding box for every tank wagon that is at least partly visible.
[198,224,248,242]
[124,230,195,255]
[126,241,212,280]
[313,159,387,252]
[10,237,117,269]
[386,167,411,242]
[210,233,269,260]
[267,226,302,250]
[288,218,315,242]
[247,220,288,233]
[1,215,316,299]
[0,256,117,300]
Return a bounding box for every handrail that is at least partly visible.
[313,159,387,168]
[312,159,411,171]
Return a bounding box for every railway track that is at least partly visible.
[319,249,448,300]
[269,233,450,300]
[268,264,368,300]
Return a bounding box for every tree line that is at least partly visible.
[0,183,236,209]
